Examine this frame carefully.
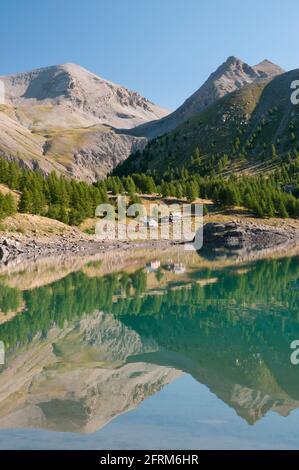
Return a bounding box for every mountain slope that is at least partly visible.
[129,56,284,139]
[0,63,169,181]
[117,68,299,176]
[253,59,285,76]
[1,63,168,129]
[0,59,285,181]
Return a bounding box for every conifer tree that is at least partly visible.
[19,189,32,213]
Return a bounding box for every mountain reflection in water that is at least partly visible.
[0,254,298,438]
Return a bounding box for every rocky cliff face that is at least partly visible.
[0,63,168,181]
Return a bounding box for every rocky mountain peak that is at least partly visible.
[0,63,169,130]
[221,55,246,68]
[0,63,170,181]
[207,56,259,89]
[131,56,284,139]
[253,59,285,77]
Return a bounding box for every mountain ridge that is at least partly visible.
[1,62,169,129]
[128,56,284,139]
[0,63,170,181]
[117,67,299,177]
[0,57,285,181]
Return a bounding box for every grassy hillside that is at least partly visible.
[117,70,299,176]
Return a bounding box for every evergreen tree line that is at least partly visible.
[113,143,299,218]
[1,255,298,352]
[105,169,299,218]
[0,154,298,225]
[0,268,147,350]
[0,158,109,225]
[0,192,16,220]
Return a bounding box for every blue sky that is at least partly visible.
[0,0,298,109]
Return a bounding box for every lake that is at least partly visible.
[0,248,298,449]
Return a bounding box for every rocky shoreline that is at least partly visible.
[0,234,179,268]
[200,221,299,260]
[0,221,298,267]
[0,236,107,266]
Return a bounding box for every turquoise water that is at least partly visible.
[0,254,299,449]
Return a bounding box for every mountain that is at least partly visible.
[117,67,299,176]
[0,58,285,181]
[0,63,169,181]
[253,58,285,76]
[129,56,284,139]
[1,63,168,129]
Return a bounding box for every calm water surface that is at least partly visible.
[0,252,298,449]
